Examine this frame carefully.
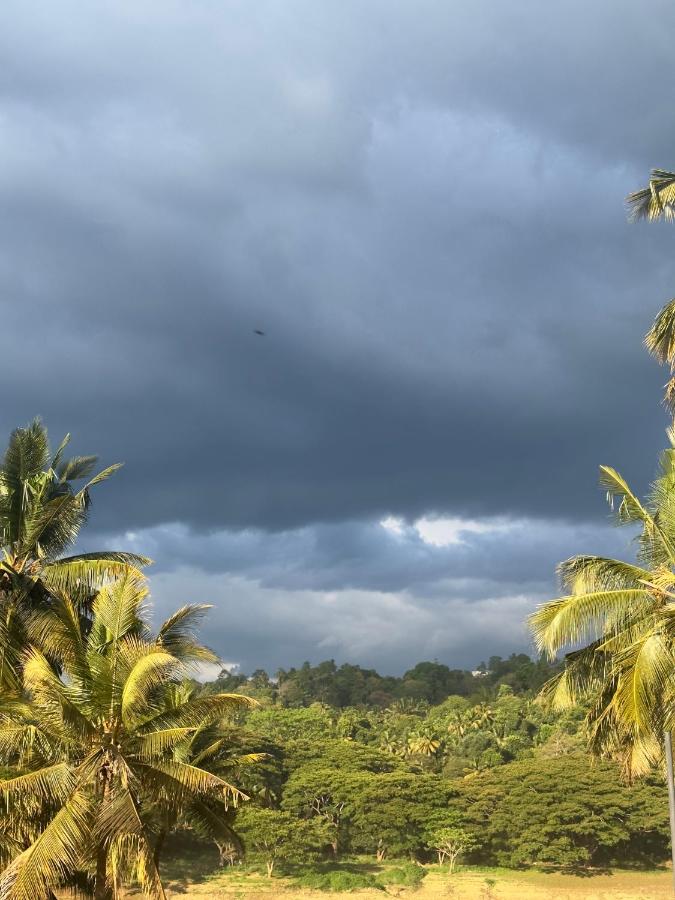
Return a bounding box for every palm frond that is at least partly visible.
[137,760,247,805]
[529,589,654,657]
[41,553,151,597]
[56,456,98,483]
[83,463,123,489]
[49,434,71,474]
[0,763,75,808]
[645,298,675,367]
[626,169,675,221]
[0,790,93,900]
[135,728,197,760]
[145,694,257,731]
[121,650,181,726]
[557,556,651,593]
[90,574,149,649]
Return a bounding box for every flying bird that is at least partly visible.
[253,329,265,336]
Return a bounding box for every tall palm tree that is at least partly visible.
[0,420,149,691]
[627,171,675,412]
[529,440,675,775]
[0,573,255,899]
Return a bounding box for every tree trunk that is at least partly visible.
[94,845,109,900]
[665,731,675,898]
[266,860,274,878]
[94,765,110,900]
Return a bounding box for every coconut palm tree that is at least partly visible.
[627,171,675,412]
[470,703,495,730]
[378,730,404,756]
[0,419,149,691]
[407,729,441,758]
[446,710,476,741]
[0,573,255,899]
[529,440,675,775]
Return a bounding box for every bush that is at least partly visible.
[295,870,380,891]
[377,863,426,888]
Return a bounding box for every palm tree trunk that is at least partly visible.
[94,845,108,900]
[95,768,110,900]
[664,732,675,897]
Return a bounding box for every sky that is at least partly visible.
[3,0,675,674]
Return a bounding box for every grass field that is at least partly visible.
[144,850,675,899]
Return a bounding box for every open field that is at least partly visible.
[142,855,675,899]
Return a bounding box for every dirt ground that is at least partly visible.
[157,867,675,899]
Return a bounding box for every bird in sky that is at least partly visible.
[254,329,265,336]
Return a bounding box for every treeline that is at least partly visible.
[203,687,670,873]
[211,653,559,708]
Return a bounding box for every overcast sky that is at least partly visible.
[3,1,675,674]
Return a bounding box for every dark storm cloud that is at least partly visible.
[87,514,635,673]
[92,515,631,598]
[0,1,673,669]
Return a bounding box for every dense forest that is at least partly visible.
[188,654,671,875]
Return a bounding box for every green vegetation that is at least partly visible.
[215,654,559,708]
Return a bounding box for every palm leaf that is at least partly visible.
[626,169,675,221]
[529,589,654,657]
[0,789,93,900]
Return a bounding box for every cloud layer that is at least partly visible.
[1,0,673,671]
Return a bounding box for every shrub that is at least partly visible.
[295,870,380,891]
[377,863,426,888]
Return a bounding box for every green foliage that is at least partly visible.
[294,869,380,891]
[236,807,329,876]
[426,826,478,872]
[457,754,669,868]
[293,862,426,892]
[258,655,561,710]
[247,705,335,743]
[377,862,426,888]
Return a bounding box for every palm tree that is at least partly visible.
[470,703,495,730]
[446,710,475,741]
[627,171,675,412]
[0,573,255,899]
[378,730,403,756]
[529,442,675,775]
[0,420,149,691]
[407,729,441,758]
